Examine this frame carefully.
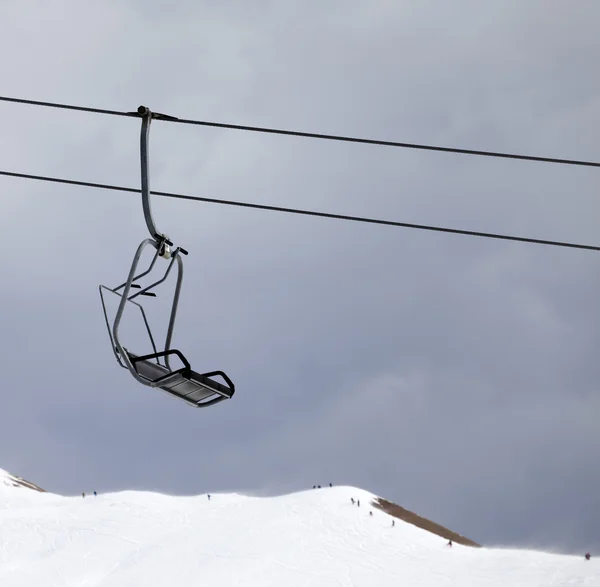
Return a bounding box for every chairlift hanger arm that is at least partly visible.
[139,106,162,242]
[137,106,190,256]
[138,106,178,247]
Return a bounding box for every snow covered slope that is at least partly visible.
[0,469,597,586]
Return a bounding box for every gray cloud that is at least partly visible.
[0,0,598,556]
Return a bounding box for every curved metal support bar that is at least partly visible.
[99,285,125,367]
[139,106,163,242]
[99,284,160,367]
[164,252,184,370]
[109,238,186,380]
[112,238,157,379]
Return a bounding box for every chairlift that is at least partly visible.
[99,106,235,408]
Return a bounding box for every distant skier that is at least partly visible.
[313,485,316,489]
[82,492,85,498]
[392,520,395,527]
[369,511,373,517]
[207,494,211,501]
[329,483,332,487]
[585,552,591,561]
[351,497,355,505]
[447,540,453,547]
[93,491,97,497]
[317,485,321,488]
[357,499,360,507]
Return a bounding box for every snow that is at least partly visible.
[0,469,597,586]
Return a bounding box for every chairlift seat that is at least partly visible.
[127,350,235,408]
[99,106,236,409]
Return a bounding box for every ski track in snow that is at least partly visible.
[0,470,598,587]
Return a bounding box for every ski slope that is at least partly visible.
[0,469,597,586]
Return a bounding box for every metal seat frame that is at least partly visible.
[99,106,235,408]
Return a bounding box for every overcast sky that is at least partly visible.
[0,0,598,555]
